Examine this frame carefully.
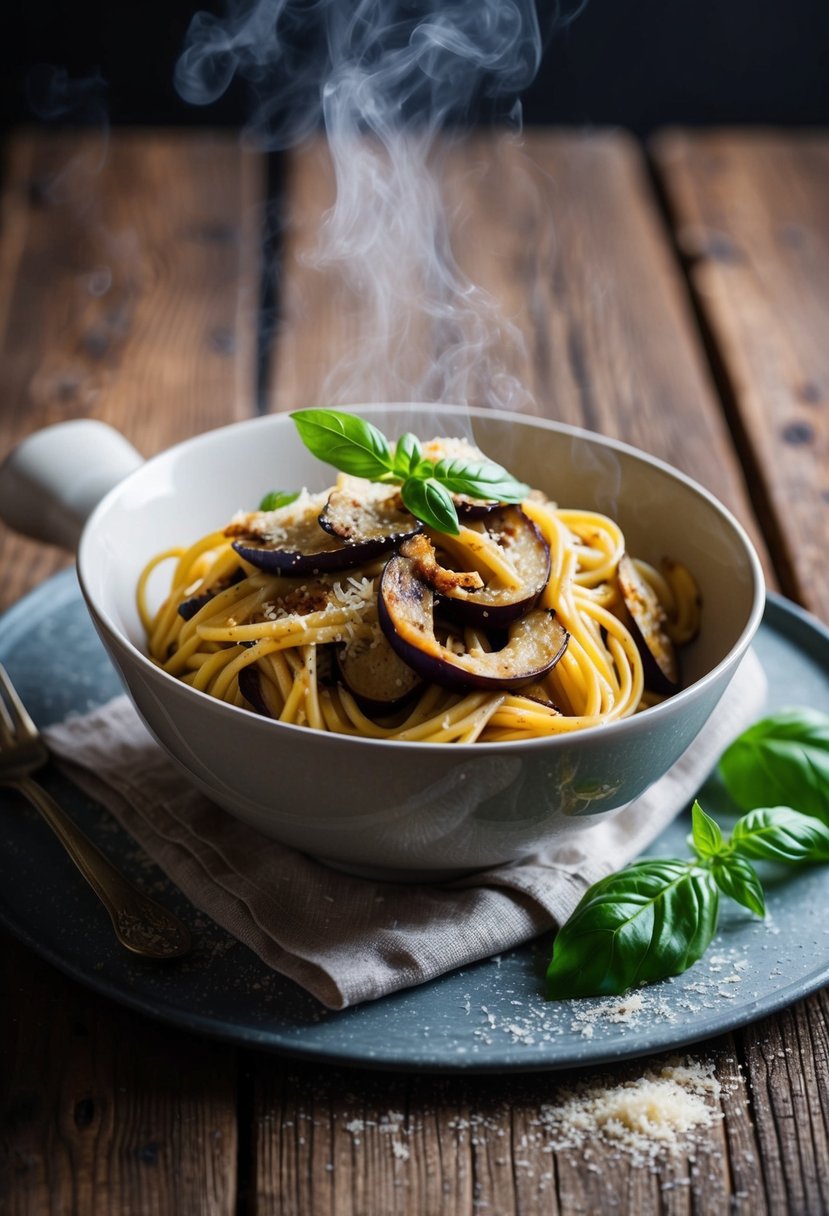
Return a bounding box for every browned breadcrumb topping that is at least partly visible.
[264,583,334,617]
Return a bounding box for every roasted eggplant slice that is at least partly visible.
[337,632,423,713]
[617,553,679,693]
[379,556,568,692]
[318,480,421,548]
[227,491,348,573]
[227,488,414,575]
[402,508,551,627]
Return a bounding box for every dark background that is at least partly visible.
[2,0,829,135]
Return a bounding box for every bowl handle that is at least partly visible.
[0,420,144,552]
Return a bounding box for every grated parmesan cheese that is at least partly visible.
[420,435,487,464]
[229,488,328,545]
[260,575,377,625]
[331,576,376,611]
[535,1057,721,1165]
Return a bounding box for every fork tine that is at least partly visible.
[0,670,15,743]
[0,662,39,743]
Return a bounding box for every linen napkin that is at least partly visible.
[44,651,766,1010]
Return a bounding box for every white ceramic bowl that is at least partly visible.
[0,406,765,879]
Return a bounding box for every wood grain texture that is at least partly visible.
[0,128,264,1214]
[0,932,237,1216]
[651,130,829,620]
[249,1047,772,1216]
[268,132,768,571]
[0,128,263,613]
[739,992,829,1216]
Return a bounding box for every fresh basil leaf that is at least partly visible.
[291,409,394,480]
[731,806,829,863]
[690,800,725,858]
[432,457,529,504]
[401,477,460,535]
[545,860,719,1000]
[710,854,766,917]
[393,433,423,479]
[719,708,829,824]
[258,489,299,512]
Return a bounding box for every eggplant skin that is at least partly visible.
[453,496,501,520]
[237,665,273,717]
[617,553,679,693]
[231,536,367,575]
[228,492,358,574]
[379,556,569,693]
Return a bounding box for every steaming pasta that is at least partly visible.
[137,470,700,744]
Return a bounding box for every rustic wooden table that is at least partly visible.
[1,126,828,1214]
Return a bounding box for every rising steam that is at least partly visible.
[176,0,548,410]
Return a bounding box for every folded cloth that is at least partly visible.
[44,651,767,1009]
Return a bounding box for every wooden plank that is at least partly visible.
[0,932,237,1215]
[268,131,768,573]
[0,128,263,612]
[738,992,829,1215]
[251,1046,767,1214]
[651,130,829,620]
[0,128,265,1213]
[651,129,829,1212]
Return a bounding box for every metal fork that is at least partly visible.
[0,662,191,959]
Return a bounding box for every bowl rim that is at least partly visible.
[77,404,767,753]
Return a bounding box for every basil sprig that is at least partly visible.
[546,799,829,999]
[291,408,529,535]
[546,707,829,1000]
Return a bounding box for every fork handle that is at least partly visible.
[15,776,191,959]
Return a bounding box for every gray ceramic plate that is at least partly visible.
[1,569,828,1072]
